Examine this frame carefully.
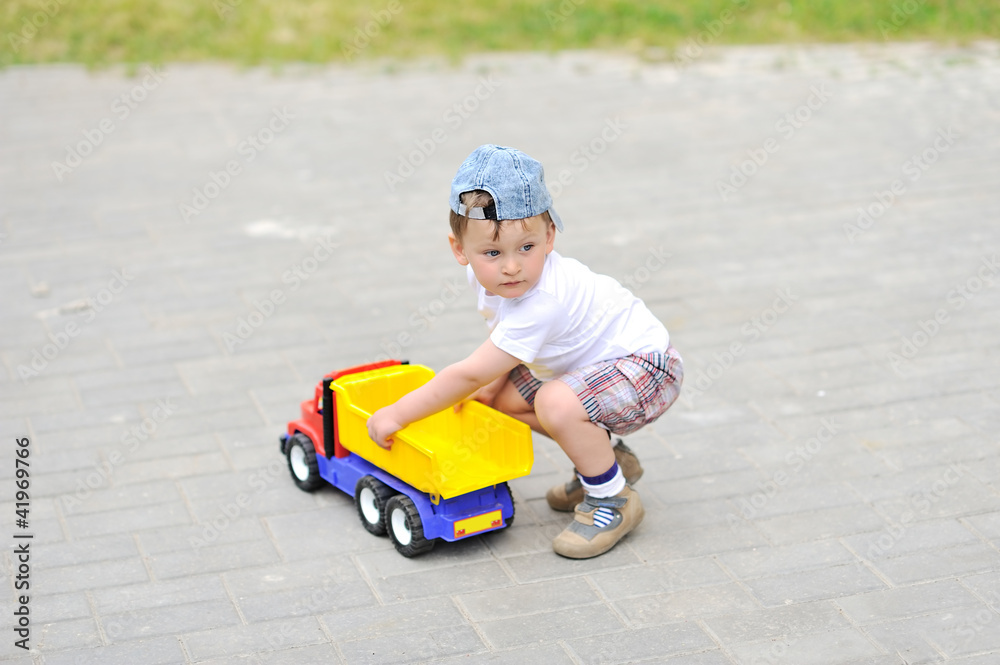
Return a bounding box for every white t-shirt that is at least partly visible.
[469,251,669,381]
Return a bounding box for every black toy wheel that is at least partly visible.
[385,495,435,557]
[501,482,515,527]
[285,433,323,492]
[355,475,396,536]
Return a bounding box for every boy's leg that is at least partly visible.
[493,370,643,511]
[491,374,550,437]
[533,380,613,476]
[533,380,644,559]
[546,439,643,512]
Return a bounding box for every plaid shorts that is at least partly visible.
[509,346,684,436]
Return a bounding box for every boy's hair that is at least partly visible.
[450,190,554,241]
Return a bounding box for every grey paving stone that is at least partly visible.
[565,622,716,664]
[62,500,193,540]
[35,616,103,651]
[182,616,327,661]
[865,542,1000,586]
[478,603,620,650]
[743,563,887,607]
[263,508,393,562]
[54,480,185,517]
[90,575,230,614]
[257,643,343,665]
[457,577,602,621]
[431,642,578,665]
[615,582,761,626]
[716,539,858,580]
[101,599,241,643]
[588,558,732,600]
[751,504,888,546]
[2,42,999,663]
[835,580,985,625]
[842,518,981,564]
[32,591,93,625]
[703,600,853,646]
[147,539,282,580]
[32,534,139,569]
[502,543,645,584]
[373,559,513,603]
[337,624,487,665]
[34,558,150,595]
[138,517,268,555]
[727,627,883,665]
[37,636,188,665]
[864,607,1000,662]
[630,520,770,561]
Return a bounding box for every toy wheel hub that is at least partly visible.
[358,487,380,524]
[390,507,412,546]
[289,445,310,481]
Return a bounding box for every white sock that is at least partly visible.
[579,463,626,499]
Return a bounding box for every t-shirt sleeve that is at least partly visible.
[490,293,564,363]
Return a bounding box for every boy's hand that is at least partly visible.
[367,407,403,449]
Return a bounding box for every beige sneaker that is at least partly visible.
[545,440,643,512]
[552,485,644,559]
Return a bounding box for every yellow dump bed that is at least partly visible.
[331,364,533,499]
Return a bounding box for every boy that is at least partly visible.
[367,144,682,558]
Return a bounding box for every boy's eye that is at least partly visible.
[521,244,534,252]
[485,250,500,258]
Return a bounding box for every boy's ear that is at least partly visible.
[544,219,556,254]
[448,233,469,266]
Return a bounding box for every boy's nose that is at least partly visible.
[502,258,520,275]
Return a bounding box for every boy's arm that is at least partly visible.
[366,339,522,448]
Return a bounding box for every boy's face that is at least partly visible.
[449,215,555,299]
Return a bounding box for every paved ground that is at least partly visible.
[1,40,1000,665]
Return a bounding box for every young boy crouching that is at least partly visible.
[367,144,683,558]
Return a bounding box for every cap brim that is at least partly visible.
[548,206,564,232]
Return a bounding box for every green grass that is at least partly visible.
[2,0,997,67]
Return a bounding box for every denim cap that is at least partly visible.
[449,145,564,231]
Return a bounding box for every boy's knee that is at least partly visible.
[534,381,584,425]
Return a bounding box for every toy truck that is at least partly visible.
[279,360,533,556]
